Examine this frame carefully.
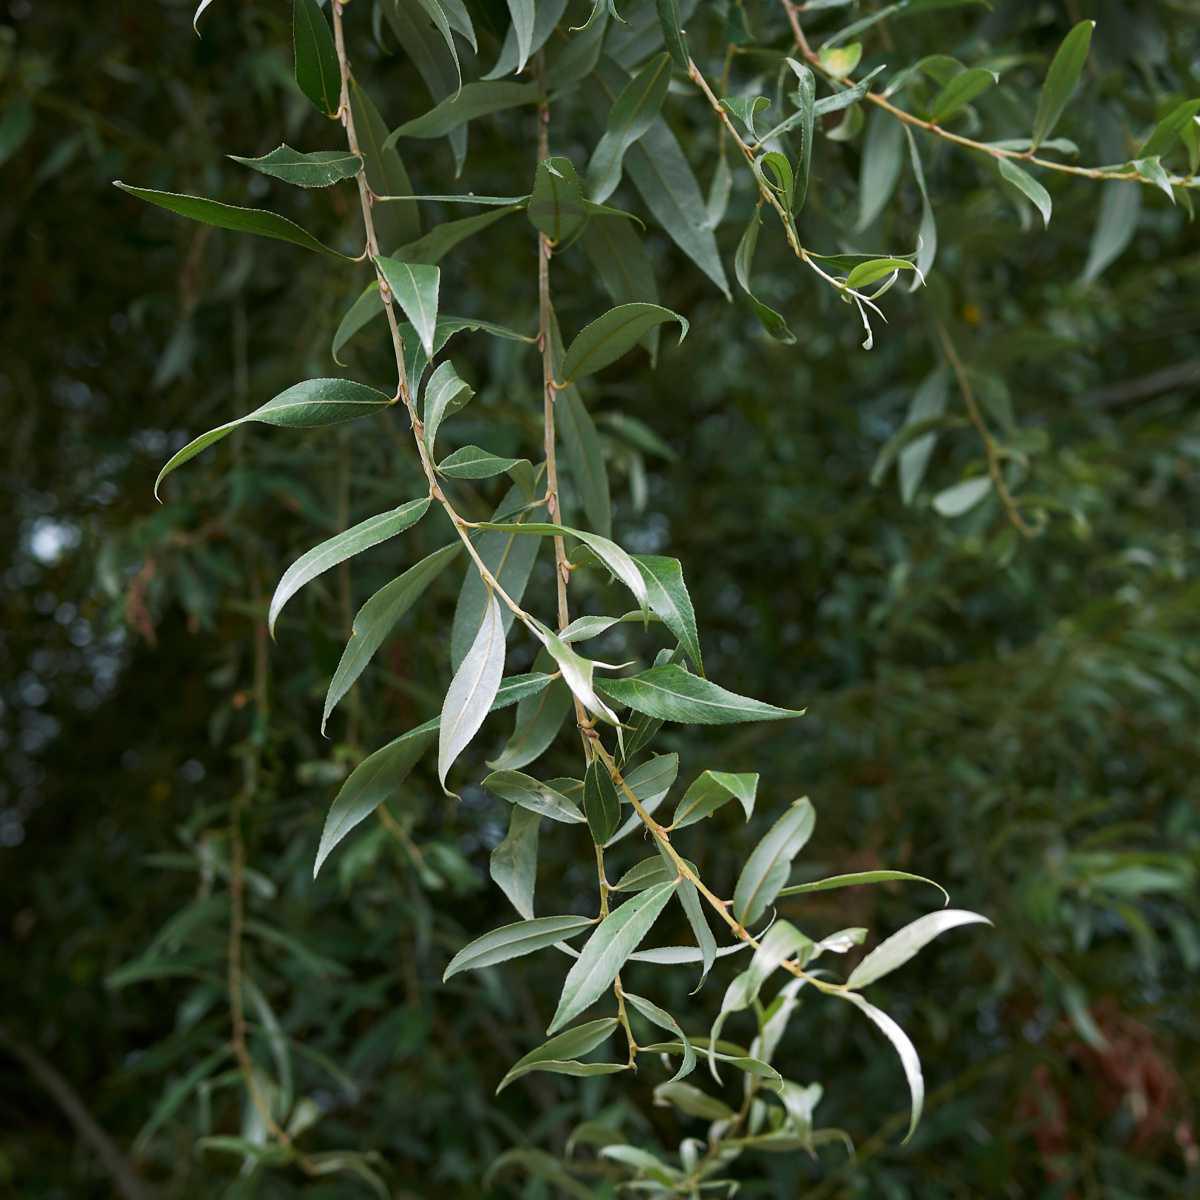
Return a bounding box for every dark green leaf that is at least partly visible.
[858,109,904,229]
[393,204,523,265]
[654,0,689,69]
[562,303,688,381]
[293,0,340,116]
[388,81,540,141]
[437,445,528,480]
[154,378,390,498]
[584,759,621,844]
[376,257,440,358]
[1031,20,1094,150]
[230,145,362,187]
[735,207,796,344]
[929,67,997,124]
[268,497,431,636]
[483,770,587,824]
[599,664,804,726]
[633,555,703,672]
[114,182,354,260]
[672,771,758,829]
[778,869,950,904]
[528,156,588,244]
[350,79,420,248]
[998,158,1052,227]
[588,53,671,203]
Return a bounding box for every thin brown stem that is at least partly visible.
[935,323,1035,538]
[779,0,1197,190]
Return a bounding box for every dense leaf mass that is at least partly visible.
[1,1,1198,1198]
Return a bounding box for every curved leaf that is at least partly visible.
[269,497,431,636]
[562,303,688,381]
[483,770,587,824]
[388,81,540,142]
[230,145,362,187]
[497,1018,619,1093]
[443,914,596,980]
[583,759,621,844]
[840,991,924,1142]
[376,257,440,358]
[599,664,804,725]
[154,378,390,498]
[778,870,949,905]
[587,53,671,204]
[846,909,991,990]
[732,798,816,926]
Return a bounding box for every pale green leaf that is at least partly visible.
[497,1018,620,1093]
[932,475,992,517]
[584,759,621,845]
[490,806,540,918]
[732,798,816,926]
[998,158,1052,228]
[443,914,596,980]
[778,869,949,905]
[846,909,991,989]
[672,771,758,829]
[484,770,587,824]
[599,664,804,726]
[839,991,924,1141]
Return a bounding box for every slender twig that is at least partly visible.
[330,0,536,631]
[935,322,1035,537]
[779,0,1197,190]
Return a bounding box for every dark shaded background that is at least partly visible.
[1,0,1198,1197]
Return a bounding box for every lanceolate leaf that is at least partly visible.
[998,158,1052,228]
[393,204,524,265]
[293,0,340,117]
[846,909,991,989]
[489,806,540,918]
[154,379,391,498]
[583,759,621,844]
[562,304,688,381]
[534,624,620,726]
[623,992,696,1083]
[654,0,689,69]
[376,257,440,358]
[437,445,528,480]
[857,109,904,230]
[323,543,461,732]
[422,359,475,455]
[230,145,362,187]
[588,53,671,204]
[114,183,354,261]
[1081,180,1141,284]
[497,1019,619,1093]
[606,752,680,845]
[599,664,804,726]
[528,156,589,244]
[672,771,758,829]
[1031,20,1094,150]
[633,555,702,672]
[839,991,925,1142]
[350,79,420,248]
[483,770,587,824]
[443,915,596,980]
[548,880,680,1033]
[438,592,506,794]
[268,498,431,636]
[487,0,566,78]
[388,82,540,141]
[778,869,950,905]
[504,0,536,73]
[489,662,572,771]
[313,673,552,875]
[735,207,796,345]
[413,0,465,94]
[732,798,816,926]
[928,67,997,124]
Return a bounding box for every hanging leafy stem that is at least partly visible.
[115,0,1196,1190]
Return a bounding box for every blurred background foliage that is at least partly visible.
[1,0,1198,1197]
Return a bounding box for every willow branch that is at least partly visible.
[780,0,1198,190]
[935,323,1035,538]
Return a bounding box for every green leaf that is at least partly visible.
[451,487,545,668]
[633,555,703,672]
[676,879,716,987]
[1141,98,1200,161]
[606,752,681,846]
[350,79,420,248]
[438,591,505,794]
[376,257,440,358]
[857,109,904,229]
[735,207,796,345]
[475,522,647,611]
[654,0,689,69]
[394,204,523,266]
[193,0,218,35]
[581,219,662,362]
[779,869,949,905]
[673,771,758,829]
[154,378,390,498]
[497,1019,620,1093]
[533,624,620,726]
[489,806,540,919]
[846,909,990,989]
[612,857,674,892]
[997,158,1052,228]
[503,0,536,72]
[293,0,340,117]
[928,67,997,124]
[905,128,937,285]
[549,311,613,536]
[790,62,817,213]
[588,53,671,204]
[548,880,680,1033]
[483,770,587,824]
[444,914,596,980]
[895,367,951,502]
[269,497,431,636]
[314,727,435,877]
[437,445,527,480]
[723,95,770,141]
[624,992,695,1083]
[230,145,362,188]
[1031,20,1094,150]
[323,543,460,733]
[654,1081,733,1121]
[1133,156,1175,203]
[619,93,731,296]
[1081,181,1141,284]
[313,673,553,875]
[487,0,564,78]
[114,182,353,261]
[732,798,816,926]
[562,303,688,381]
[389,81,540,141]
[584,759,621,844]
[528,156,588,244]
[641,1041,782,1088]
[932,475,992,517]
[844,257,918,290]
[819,43,862,79]
[489,671,572,771]
[422,359,475,456]
[412,0,464,94]
[839,992,924,1141]
[599,664,804,726]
